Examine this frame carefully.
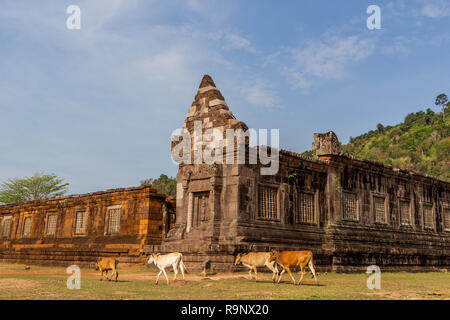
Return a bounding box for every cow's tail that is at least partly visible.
[307,253,319,278]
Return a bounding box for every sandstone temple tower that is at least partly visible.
[147,75,450,271]
[162,75,248,258]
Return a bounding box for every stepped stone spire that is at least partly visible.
[172,75,248,164]
[184,75,247,132]
[199,74,216,88]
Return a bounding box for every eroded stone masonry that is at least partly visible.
[0,187,175,266]
[1,75,449,271]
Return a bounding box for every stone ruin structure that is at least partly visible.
[1,75,449,272]
[0,186,175,266]
[145,75,450,272]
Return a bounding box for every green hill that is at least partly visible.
[341,95,450,181]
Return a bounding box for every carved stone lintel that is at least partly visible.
[312,131,340,156]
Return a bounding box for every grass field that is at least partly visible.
[0,263,448,300]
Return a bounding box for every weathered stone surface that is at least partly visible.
[0,187,175,266]
[312,131,340,156]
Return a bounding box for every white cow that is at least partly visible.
[235,252,279,282]
[147,252,187,285]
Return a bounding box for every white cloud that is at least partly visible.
[186,0,210,15]
[82,0,143,30]
[184,0,231,25]
[285,36,375,90]
[380,33,450,57]
[420,0,450,18]
[262,51,281,68]
[380,36,411,56]
[240,79,279,108]
[223,33,256,53]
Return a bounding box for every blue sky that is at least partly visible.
[0,0,449,194]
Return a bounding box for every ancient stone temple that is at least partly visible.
[1,75,449,272]
[146,75,450,272]
[0,187,175,266]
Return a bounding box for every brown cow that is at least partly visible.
[271,249,318,286]
[95,257,119,282]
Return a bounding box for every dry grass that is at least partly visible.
[0,263,449,300]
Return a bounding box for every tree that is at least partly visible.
[140,178,154,187]
[140,174,176,197]
[435,93,448,119]
[0,173,69,205]
[376,123,385,133]
[425,108,435,125]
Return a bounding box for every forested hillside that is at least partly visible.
[342,94,449,180]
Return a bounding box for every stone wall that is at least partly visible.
[0,186,175,267]
[234,150,450,272]
[322,153,450,272]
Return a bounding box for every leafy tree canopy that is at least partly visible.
[435,93,449,119]
[0,173,69,205]
[140,174,176,197]
[435,93,448,107]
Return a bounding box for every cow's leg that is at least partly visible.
[242,263,253,280]
[106,269,113,281]
[112,266,118,282]
[284,266,296,285]
[100,269,105,281]
[277,267,286,284]
[180,261,185,280]
[172,263,178,281]
[252,265,258,281]
[297,264,306,285]
[162,268,170,285]
[265,261,278,283]
[108,268,114,281]
[308,259,319,286]
[112,267,118,282]
[273,262,279,282]
[155,270,162,284]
